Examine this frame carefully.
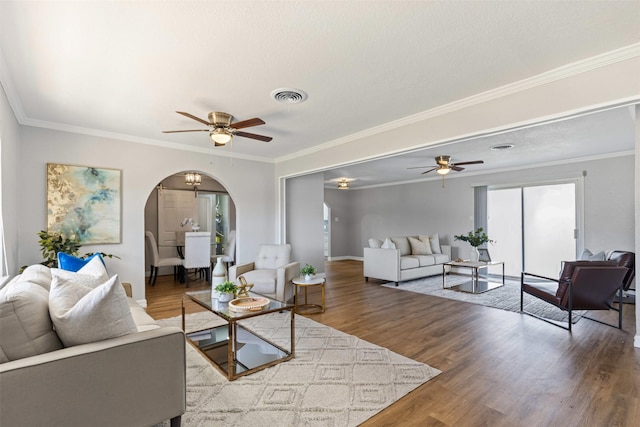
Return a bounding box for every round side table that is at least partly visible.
[291,276,325,314]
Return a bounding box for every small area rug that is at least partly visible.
[156,310,441,426]
[383,274,580,323]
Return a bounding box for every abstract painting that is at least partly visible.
[47,163,121,244]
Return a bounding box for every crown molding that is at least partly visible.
[276,43,640,164]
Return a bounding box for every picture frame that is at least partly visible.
[478,248,491,262]
[47,163,122,244]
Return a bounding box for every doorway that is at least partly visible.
[488,181,579,278]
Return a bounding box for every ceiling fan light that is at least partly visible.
[185,172,201,186]
[210,129,232,145]
[337,180,350,190]
[436,167,451,175]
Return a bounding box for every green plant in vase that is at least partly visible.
[454,227,495,262]
[300,264,318,280]
[214,281,238,302]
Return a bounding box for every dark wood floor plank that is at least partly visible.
[145,260,639,426]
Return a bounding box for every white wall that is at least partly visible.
[286,173,325,273]
[0,84,20,276]
[324,188,351,258]
[15,126,276,302]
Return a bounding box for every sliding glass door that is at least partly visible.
[488,182,578,278]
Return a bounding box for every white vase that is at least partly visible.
[304,274,312,281]
[469,247,480,262]
[216,292,234,302]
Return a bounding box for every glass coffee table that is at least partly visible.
[182,290,295,381]
[443,260,505,294]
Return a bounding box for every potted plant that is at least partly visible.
[214,280,238,302]
[454,227,495,262]
[300,264,318,281]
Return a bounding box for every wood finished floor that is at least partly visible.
[146,260,639,427]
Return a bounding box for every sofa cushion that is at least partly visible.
[400,256,420,270]
[391,237,411,256]
[16,264,53,291]
[408,236,432,255]
[49,274,137,347]
[368,238,382,248]
[254,244,291,270]
[0,281,63,363]
[127,299,160,332]
[50,255,109,288]
[432,253,451,264]
[414,255,436,267]
[57,252,105,272]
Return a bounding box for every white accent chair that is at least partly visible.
[145,231,183,286]
[229,244,300,303]
[211,230,236,276]
[184,232,212,287]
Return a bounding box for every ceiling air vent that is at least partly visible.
[271,88,308,104]
[490,144,515,151]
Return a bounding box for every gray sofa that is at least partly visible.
[0,264,186,427]
[364,235,451,286]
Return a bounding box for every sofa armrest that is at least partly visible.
[363,247,400,282]
[121,281,133,297]
[441,245,451,258]
[0,327,186,427]
[229,262,256,281]
[276,261,300,302]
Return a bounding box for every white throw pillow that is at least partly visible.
[381,238,396,249]
[368,238,382,248]
[0,281,63,362]
[49,274,137,347]
[50,255,109,289]
[408,236,433,255]
[428,233,442,254]
[579,248,605,261]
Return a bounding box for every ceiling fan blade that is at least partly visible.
[407,166,432,170]
[235,131,272,142]
[162,129,210,133]
[450,165,465,172]
[231,117,265,130]
[421,167,438,175]
[452,160,484,166]
[176,111,212,126]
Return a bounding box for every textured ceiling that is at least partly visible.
[1,1,639,187]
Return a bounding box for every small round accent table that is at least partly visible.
[292,276,325,314]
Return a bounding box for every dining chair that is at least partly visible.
[184,231,212,287]
[144,231,183,286]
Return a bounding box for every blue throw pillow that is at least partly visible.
[57,252,105,272]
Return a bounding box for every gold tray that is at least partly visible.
[228,297,270,312]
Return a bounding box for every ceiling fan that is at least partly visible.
[408,155,484,187]
[162,111,272,146]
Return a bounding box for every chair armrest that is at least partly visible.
[521,271,559,282]
[363,247,400,282]
[276,261,300,303]
[0,327,186,427]
[441,245,452,258]
[229,262,256,281]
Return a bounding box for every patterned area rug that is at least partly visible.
[155,310,441,426]
[383,273,581,323]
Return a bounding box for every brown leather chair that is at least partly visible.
[521,261,628,332]
[606,250,635,290]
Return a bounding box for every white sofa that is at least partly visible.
[364,234,451,286]
[0,264,186,427]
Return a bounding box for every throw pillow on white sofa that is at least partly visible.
[49,274,137,347]
[50,254,109,288]
[408,236,433,255]
[0,281,63,362]
[381,238,396,249]
[368,238,382,248]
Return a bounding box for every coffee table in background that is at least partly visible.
[443,260,505,294]
[182,290,295,381]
